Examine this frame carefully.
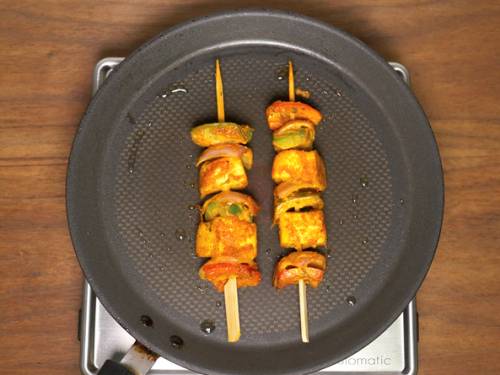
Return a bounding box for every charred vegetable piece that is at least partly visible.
[196,216,257,261]
[272,120,315,151]
[199,256,261,292]
[196,144,253,169]
[278,210,327,250]
[272,150,326,188]
[199,157,248,198]
[191,122,253,147]
[202,191,259,222]
[274,193,324,224]
[266,101,322,130]
[273,251,326,289]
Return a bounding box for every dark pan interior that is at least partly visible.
[67,11,443,375]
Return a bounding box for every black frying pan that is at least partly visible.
[67,10,443,375]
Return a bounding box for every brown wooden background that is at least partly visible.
[1,1,499,374]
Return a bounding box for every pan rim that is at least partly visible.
[67,9,444,375]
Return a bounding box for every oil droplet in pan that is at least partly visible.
[171,87,188,94]
[346,296,357,306]
[200,320,216,334]
[170,335,183,349]
[276,65,288,81]
[160,87,188,98]
[196,283,207,294]
[360,176,369,188]
[175,229,186,241]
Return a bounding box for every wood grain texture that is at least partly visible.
[1,1,499,374]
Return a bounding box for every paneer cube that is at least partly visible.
[278,210,327,250]
[199,157,248,198]
[196,216,257,261]
[272,150,326,189]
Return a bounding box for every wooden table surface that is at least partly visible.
[1,1,499,374]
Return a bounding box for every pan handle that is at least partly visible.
[97,341,159,375]
[98,360,134,375]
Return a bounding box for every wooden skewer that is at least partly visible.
[289,60,309,343]
[215,58,241,343]
[298,279,309,343]
[224,276,241,342]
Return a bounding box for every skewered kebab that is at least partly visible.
[191,60,260,342]
[267,61,327,343]
[191,125,254,198]
[196,193,260,291]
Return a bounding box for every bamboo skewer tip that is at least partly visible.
[288,60,295,102]
[215,59,225,123]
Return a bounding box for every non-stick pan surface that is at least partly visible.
[67,10,443,375]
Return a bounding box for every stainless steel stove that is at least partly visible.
[79,57,418,375]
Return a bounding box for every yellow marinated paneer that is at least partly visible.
[278,210,327,250]
[196,216,257,261]
[272,150,326,190]
[199,157,248,198]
